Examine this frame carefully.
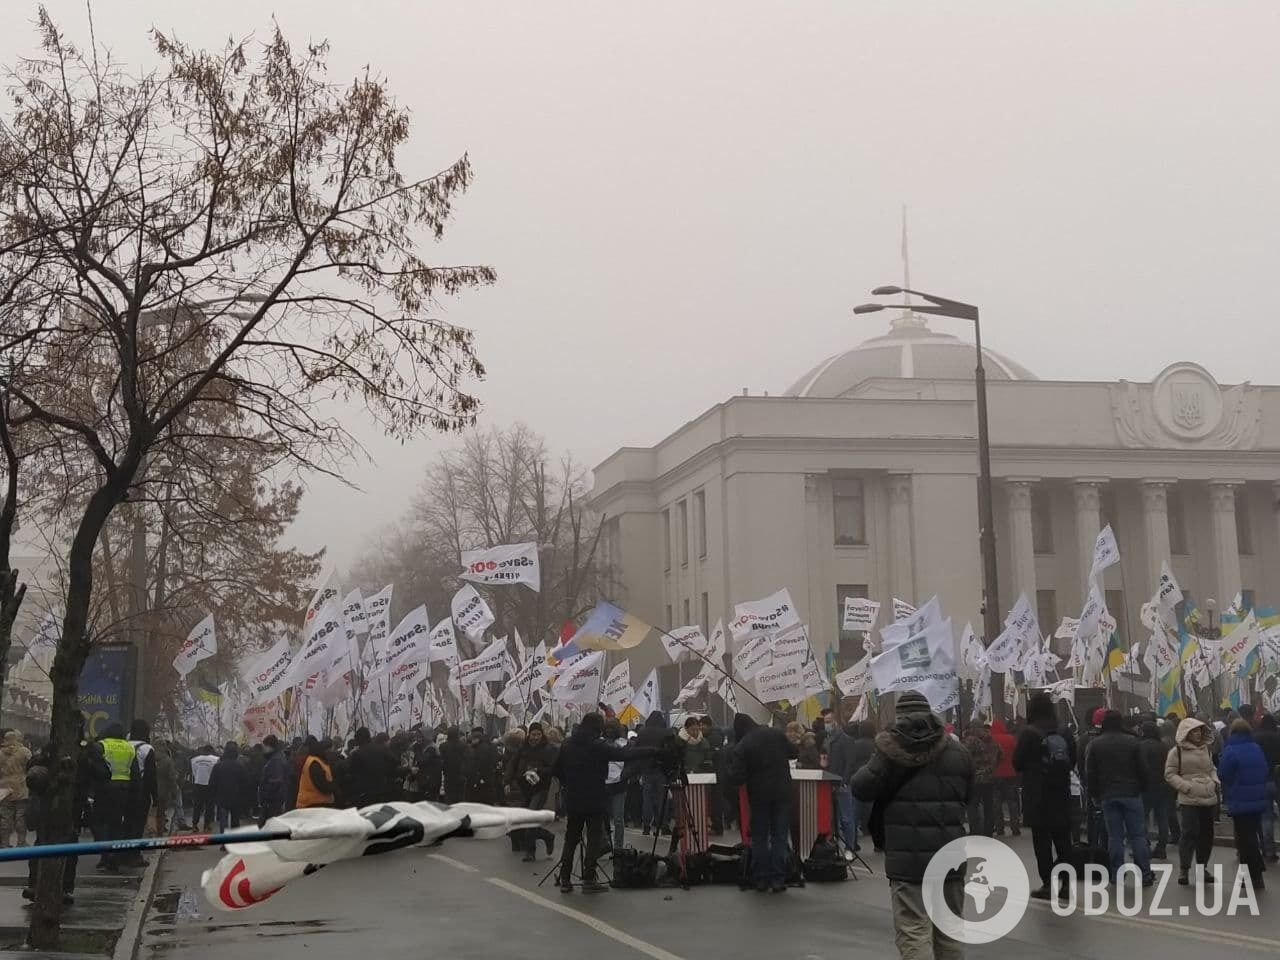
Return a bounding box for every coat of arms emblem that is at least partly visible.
[1172,386,1204,429]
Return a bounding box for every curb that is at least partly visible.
[111,852,163,960]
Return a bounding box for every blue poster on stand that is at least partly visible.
[79,644,135,738]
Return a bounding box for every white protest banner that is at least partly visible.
[870,617,959,713]
[733,634,774,681]
[425,688,446,728]
[426,619,458,666]
[173,614,217,677]
[341,589,368,636]
[893,598,917,622]
[244,635,294,703]
[619,669,660,726]
[835,655,872,697]
[1054,617,1081,641]
[800,648,827,697]
[1263,627,1280,673]
[755,660,807,704]
[552,650,605,706]
[981,624,1023,674]
[388,657,425,690]
[1145,618,1179,678]
[700,620,728,674]
[363,585,394,647]
[770,623,811,667]
[959,623,986,679]
[1045,676,1076,704]
[602,661,632,714]
[843,597,880,632]
[662,626,708,663]
[1003,593,1039,648]
[451,585,495,640]
[549,650,591,677]
[1071,584,1107,667]
[673,674,710,707]
[379,606,432,677]
[457,636,508,686]
[880,596,943,651]
[304,569,342,630]
[1155,561,1182,621]
[971,664,992,720]
[460,542,541,592]
[387,679,416,730]
[1088,524,1121,584]
[730,588,801,643]
[1223,609,1261,676]
[287,600,343,687]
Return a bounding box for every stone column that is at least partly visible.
[886,473,915,603]
[1073,479,1105,601]
[1208,480,1244,603]
[1141,480,1174,588]
[1005,479,1038,606]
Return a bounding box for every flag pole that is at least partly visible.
[646,621,785,722]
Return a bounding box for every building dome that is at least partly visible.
[785,312,1037,398]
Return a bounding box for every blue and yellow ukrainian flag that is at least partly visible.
[1102,631,1126,677]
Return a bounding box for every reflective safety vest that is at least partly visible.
[101,738,136,782]
[296,756,334,808]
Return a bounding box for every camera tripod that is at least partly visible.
[536,818,613,891]
[650,776,701,890]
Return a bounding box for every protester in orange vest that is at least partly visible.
[296,741,336,809]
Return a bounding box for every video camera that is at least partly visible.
[655,732,687,782]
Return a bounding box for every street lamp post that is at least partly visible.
[854,287,1005,715]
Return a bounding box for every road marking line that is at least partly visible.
[486,877,686,960]
[427,853,479,873]
[1026,900,1275,951]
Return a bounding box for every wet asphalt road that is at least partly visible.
[138,828,1280,960]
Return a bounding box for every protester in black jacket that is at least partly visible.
[851,691,971,959]
[824,720,867,852]
[549,712,650,892]
[1086,711,1154,884]
[507,723,557,862]
[633,712,670,835]
[345,728,399,806]
[418,737,443,802]
[1014,693,1077,898]
[728,713,796,892]
[466,728,501,805]
[439,727,470,804]
[257,736,290,827]
[208,742,253,830]
[1254,714,1280,862]
[1138,721,1173,858]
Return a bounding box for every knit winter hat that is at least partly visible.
[895,691,931,718]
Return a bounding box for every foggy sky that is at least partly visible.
[7,1,1280,570]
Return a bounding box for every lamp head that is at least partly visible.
[852,303,885,315]
[871,285,903,296]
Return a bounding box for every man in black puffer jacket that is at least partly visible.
[1137,721,1172,859]
[1086,711,1153,885]
[851,691,971,959]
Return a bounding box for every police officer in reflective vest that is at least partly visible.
[96,723,138,873]
[123,719,158,866]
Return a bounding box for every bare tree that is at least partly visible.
[0,12,493,944]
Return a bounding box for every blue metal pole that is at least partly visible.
[0,828,294,863]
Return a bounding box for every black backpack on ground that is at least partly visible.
[801,835,849,882]
[611,848,659,888]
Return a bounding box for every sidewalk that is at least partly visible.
[0,855,159,958]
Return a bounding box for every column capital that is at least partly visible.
[1141,482,1168,512]
[1139,478,1178,488]
[1072,479,1104,511]
[1005,477,1037,510]
[886,472,913,505]
[1208,480,1242,513]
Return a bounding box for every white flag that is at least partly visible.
[1003,593,1040,648]
[304,569,342,630]
[892,598,917,621]
[770,623,811,667]
[342,589,369,636]
[457,636,508,686]
[842,597,880,632]
[363,584,394,648]
[730,588,801,643]
[378,606,432,677]
[1071,583,1107,667]
[673,674,709,707]
[1045,676,1075,704]
[733,634,774,681]
[243,635,294,703]
[1088,524,1121,583]
[971,664,992,720]
[451,585,495,640]
[835,654,872,697]
[1054,617,1081,641]
[624,669,661,723]
[755,660,807,704]
[388,657,425,690]
[427,619,459,666]
[870,617,959,713]
[880,596,943,651]
[662,626,708,663]
[287,600,344,688]
[460,542,541,592]
[553,651,606,706]
[958,623,986,680]
[387,679,416,729]
[698,620,728,680]
[800,648,827,697]
[173,614,217,677]
[1155,561,1182,623]
[602,661,632,714]
[1223,609,1261,675]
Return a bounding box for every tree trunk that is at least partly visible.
[29,479,128,949]
[0,568,27,710]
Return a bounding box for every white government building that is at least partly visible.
[591,308,1280,698]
